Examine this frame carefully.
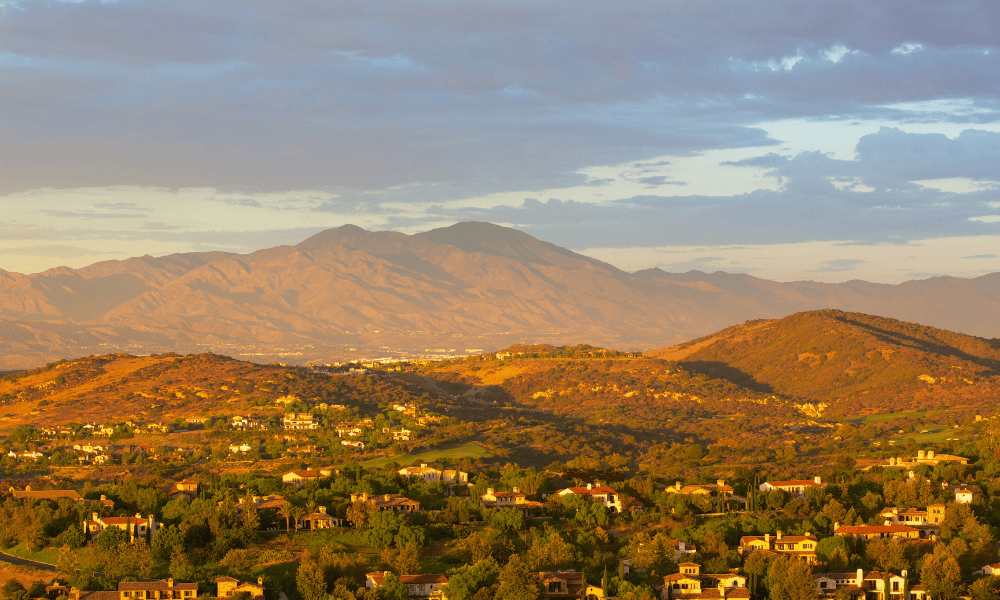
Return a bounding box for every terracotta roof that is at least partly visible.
[366,572,390,586]
[100,516,144,525]
[119,580,197,591]
[79,591,119,600]
[836,524,919,534]
[215,577,239,583]
[400,574,448,584]
[766,479,824,487]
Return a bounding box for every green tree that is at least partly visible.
[969,576,1000,600]
[490,508,525,532]
[395,543,421,576]
[378,573,409,600]
[151,525,185,561]
[495,554,542,600]
[920,547,962,600]
[865,538,907,573]
[443,558,500,600]
[297,554,328,600]
[96,526,129,551]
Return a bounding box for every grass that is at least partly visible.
[359,441,490,469]
[2,543,60,565]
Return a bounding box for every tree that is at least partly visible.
[527,531,575,571]
[297,554,328,600]
[495,554,542,600]
[443,558,500,600]
[490,507,525,532]
[920,547,962,600]
[743,550,770,599]
[865,538,907,573]
[364,511,406,549]
[766,556,814,600]
[347,501,374,528]
[969,576,1000,600]
[377,573,409,600]
[395,543,421,576]
[279,503,294,533]
[151,525,184,561]
[96,526,129,551]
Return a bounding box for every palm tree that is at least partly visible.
[290,506,306,532]
[279,502,294,533]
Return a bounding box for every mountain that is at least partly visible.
[649,310,1000,417]
[0,222,999,368]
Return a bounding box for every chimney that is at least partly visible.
[587,483,593,490]
[834,522,839,531]
[319,506,327,514]
[421,463,427,468]
[92,512,98,521]
[901,569,907,580]
[487,488,494,496]
[100,495,106,501]
[717,479,725,487]
[917,450,925,460]
[258,577,263,586]
[776,530,782,540]
[927,450,935,459]
[25,485,31,492]
[889,457,895,466]
[168,579,174,588]
[135,513,141,519]
[764,533,770,543]
[856,569,863,584]
[513,487,520,494]
[814,476,822,484]
[676,481,683,491]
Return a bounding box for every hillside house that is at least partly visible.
[739,531,818,564]
[350,492,420,513]
[665,479,734,499]
[298,506,341,529]
[554,483,627,513]
[480,487,527,507]
[215,577,265,599]
[834,523,922,541]
[401,575,448,599]
[660,563,749,600]
[945,482,981,504]
[443,469,469,485]
[398,464,441,483]
[231,416,265,431]
[84,512,158,541]
[7,450,43,461]
[381,428,413,441]
[759,476,825,497]
[878,505,946,526]
[341,440,365,449]
[282,468,336,487]
[238,494,288,511]
[282,413,318,430]
[166,480,200,502]
[538,571,584,599]
[229,444,253,454]
[814,569,915,600]
[975,563,1000,577]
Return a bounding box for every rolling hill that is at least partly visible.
[1,222,999,368]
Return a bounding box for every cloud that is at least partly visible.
[809,259,866,272]
[0,245,113,258]
[636,176,685,187]
[962,254,998,259]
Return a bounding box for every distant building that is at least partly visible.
[282,413,318,430]
[739,530,818,564]
[442,469,469,485]
[215,577,265,599]
[759,476,825,497]
[84,512,158,541]
[350,492,420,513]
[833,523,922,541]
[283,468,336,487]
[398,464,441,483]
[554,483,627,514]
[480,487,527,507]
[660,563,748,600]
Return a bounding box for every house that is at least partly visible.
[350,492,420,513]
[298,506,341,530]
[400,575,448,599]
[282,468,336,487]
[231,416,265,431]
[665,479,734,499]
[7,450,43,461]
[480,487,527,507]
[166,481,200,502]
[945,483,981,504]
[554,483,627,514]
[282,413,318,430]
[872,449,970,471]
[64,579,198,600]
[539,571,584,599]
[341,440,366,449]
[739,530,818,564]
[215,577,265,599]
[229,444,253,454]
[759,476,825,497]
[442,470,469,485]
[660,563,750,600]
[975,563,1000,577]
[878,505,946,526]
[9,486,83,504]
[834,523,922,541]
[73,444,106,454]
[239,494,288,511]
[814,569,911,600]
[83,512,158,541]
[399,464,442,483]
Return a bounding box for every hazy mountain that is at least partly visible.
[0,222,998,368]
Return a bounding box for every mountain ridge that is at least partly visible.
[0,222,998,368]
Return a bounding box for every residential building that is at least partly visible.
[239,494,288,511]
[350,492,420,513]
[878,505,946,526]
[975,563,1000,577]
[83,512,158,541]
[399,464,442,483]
[554,483,628,513]
[442,470,469,485]
[229,443,253,454]
[665,479,734,500]
[834,523,922,541]
[215,577,265,599]
[814,569,912,600]
[298,506,341,529]
[538,571,584,599]
[400,575,448,599]
[480,487,527,507]
[341,440,365,449]
[282,468,336,487]
[759,476,825,497]
[166,480,200,502]
[739,530,818,564]
[660,562,750,600]
[944,483,981,504]
[7,450,43,461]
[282,413,318,430]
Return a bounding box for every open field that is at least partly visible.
[360,441,490,468]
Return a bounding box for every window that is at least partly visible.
[549,582,562,593]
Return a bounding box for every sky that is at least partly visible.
[1,0,1000,283]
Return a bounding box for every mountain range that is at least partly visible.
[1,221,999,369]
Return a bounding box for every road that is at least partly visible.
[0,550,56,572]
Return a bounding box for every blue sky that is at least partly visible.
[1,0,999,282]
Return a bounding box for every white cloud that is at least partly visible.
[891,42,924,55]
[821,44,858,63]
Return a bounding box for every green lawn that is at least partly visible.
[2,543,60,565]
[359,441,490,469]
